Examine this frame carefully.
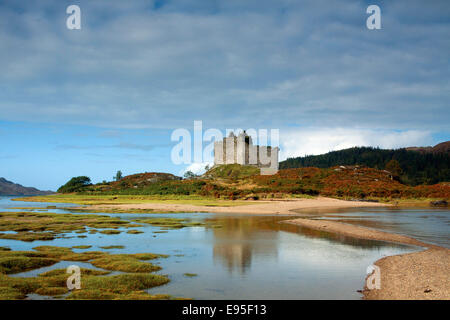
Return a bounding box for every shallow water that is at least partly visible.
[2,196,444,300]
[302,207,450,248]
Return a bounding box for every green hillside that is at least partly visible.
[280,143,450,186]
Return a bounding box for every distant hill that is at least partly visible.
[405,141,450,154]
[0,178,54,196]
[280,141,450,186]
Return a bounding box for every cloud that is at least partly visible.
[0,0,448,132]
[280,128,434,159]
[181,161,213,176]
[55,142,168,151]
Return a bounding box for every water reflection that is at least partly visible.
[209,217,279,274]
[301,207,450,248]
[207,215,404,275]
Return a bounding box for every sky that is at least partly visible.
[0,0,449,191]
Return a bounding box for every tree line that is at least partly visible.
[279,146,450,186]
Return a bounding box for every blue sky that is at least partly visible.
[0,0,449,190]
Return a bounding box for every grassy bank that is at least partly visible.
[42,164,450,202]
[14,194,256,207]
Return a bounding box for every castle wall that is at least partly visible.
[248,145,258,165]
[225,136,236,164]
[236,136,246,165]
[213,133,279,174]
[214,141,224,164]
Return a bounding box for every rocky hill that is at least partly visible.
[0,178,54,196]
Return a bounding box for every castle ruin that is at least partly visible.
[213,131,279,175]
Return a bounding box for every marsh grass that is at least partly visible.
[0,246,170,300]
[15,194,255,207]
[90,253,167,273]
[39,268,111,277]
[71,245,92,249]
[0,232,56,242]
[0,211,143,242]
[131,217,205,229]
[0,256,58,274]
[99,230,121,235]
[126,230,143,234]
[65,273,171,300]
[99,245,125,250]
[183,273,198,277]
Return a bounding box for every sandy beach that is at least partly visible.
[87,196,389,215]
[362,247,450,300]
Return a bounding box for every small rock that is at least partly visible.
[430,200,448,207]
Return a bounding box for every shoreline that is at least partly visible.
[83,196,390,215]
[282,218,449,300]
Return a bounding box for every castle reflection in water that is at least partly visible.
[208,216,280,274]
[207,214,391,274]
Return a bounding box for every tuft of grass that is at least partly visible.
[0,256,58,274]
[183,273,198,277]
[206,164,260,179]
[32,246,106,262]
[35,287,68,296]
[90,254,164,273]
[132,217,205,229]
[0,232,56,242]
[99,230,121,235]
[71,245,92,249]
[0,286,26,300]
[39,268,111,277]
[99,245,125,250]
[66,273,170,300]
[126,230,143,234]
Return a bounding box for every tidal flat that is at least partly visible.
[0,211,143,242]
[1,196,446,300]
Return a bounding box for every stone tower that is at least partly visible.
[213,131,279,175]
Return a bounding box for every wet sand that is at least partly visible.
[282,218,432,247]
[283,218,450,300]
[88,196,388,215]
[362,247,450,300]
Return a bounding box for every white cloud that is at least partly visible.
[180,161,213,176]
[280,128,433,159]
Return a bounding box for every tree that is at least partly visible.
[183,170,198,179]
[385,159,403,180]
[114,170,123,181]
[57,176,91,193]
